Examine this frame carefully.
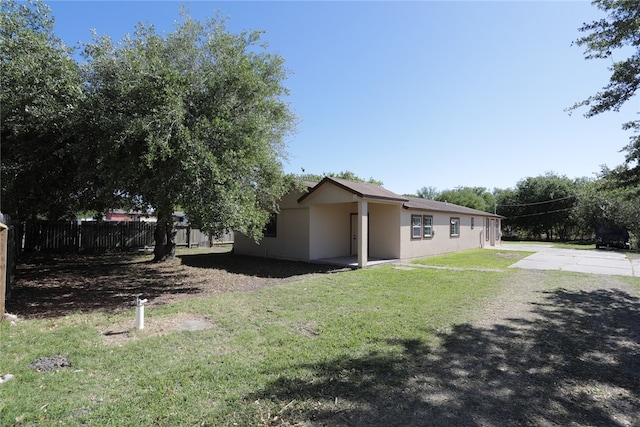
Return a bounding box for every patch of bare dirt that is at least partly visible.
[470,268,639,328]
[100,312,215,346]
[6,248,340,319]
[29,355,72,372]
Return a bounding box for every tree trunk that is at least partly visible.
[153,210,176,262]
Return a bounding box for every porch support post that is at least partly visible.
[358,200,368,268]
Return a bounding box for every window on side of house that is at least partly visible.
[450,217,460,237]
[264,213,277,237]
[423,215,433,238]
[485,218,490,241]
[471,217,474,229]
[411,214,422,239]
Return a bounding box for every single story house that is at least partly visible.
[234,177,503,268]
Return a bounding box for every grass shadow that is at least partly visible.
[251,287,640,426]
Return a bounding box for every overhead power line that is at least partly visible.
[499,195,576,208]
[505,207,575,219]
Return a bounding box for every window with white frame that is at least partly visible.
[411,215,422,239]
[423,215,433,238]
[450,217,460,237]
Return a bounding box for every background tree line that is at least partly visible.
[415,171,639,247]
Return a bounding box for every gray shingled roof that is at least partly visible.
[403,196,499,217]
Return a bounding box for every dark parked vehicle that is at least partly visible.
[595,226,631,250]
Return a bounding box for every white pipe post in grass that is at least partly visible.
[135,294,148,330]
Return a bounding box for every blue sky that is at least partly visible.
[47,1,637,195]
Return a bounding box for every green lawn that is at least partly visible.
[0,253,516,426]
[412,248,534,269]
[2,247,638,425]
[550,242,596,250]
[502,240,597,250]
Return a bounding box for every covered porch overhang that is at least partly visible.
[298,176,407,268]
[306,197,402,268]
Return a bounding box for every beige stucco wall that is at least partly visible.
[309,203,353,260]
[279,187,308,209]
[233,185,311,261]
[399,210,500,260]
[299,184,356,205]
[369,203,401,259]
[233,207,310,261]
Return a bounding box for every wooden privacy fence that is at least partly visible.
[0,222,19,314]
[5,222,17,298]
[81,221,154,251]
[20,221,233,253]
[0,214,18,306]
[24,221,80,252]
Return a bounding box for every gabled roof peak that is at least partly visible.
[298,176,409,203]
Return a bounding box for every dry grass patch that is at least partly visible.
[99,312,215,346]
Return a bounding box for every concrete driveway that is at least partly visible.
[502,243,638,277]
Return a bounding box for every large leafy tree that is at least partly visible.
[81,14,296,261]
[415,186,439,200]
[1,0,83,219]
[571,0,640,187]
[497,173,578,240]
[573,171,640,247]
[298,171,383,186]
[434,186,495,213]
